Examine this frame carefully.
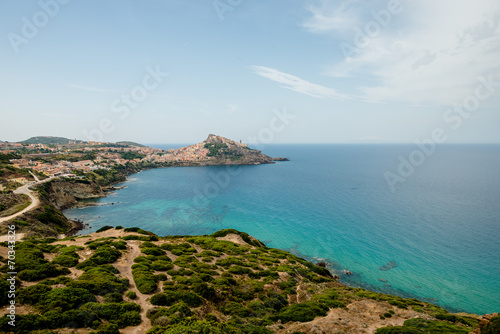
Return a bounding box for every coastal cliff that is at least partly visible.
[38,178,106,210]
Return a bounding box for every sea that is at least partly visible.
[63,144,500,315]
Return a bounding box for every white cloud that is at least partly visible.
[251,65,350,100]
[303,0,500,105]
[302,0,361,34]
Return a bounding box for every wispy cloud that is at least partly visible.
[66,83,119,93]
[251,66,349,100]
[303,0,500,105]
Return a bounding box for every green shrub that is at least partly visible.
[41,287,96,311]
[104,292,123,303]
[313,289,345,308]
[375,318,473,334]
[151,260,173,271]
[276,301,329,322]
[52,254,79,267]
[68,266,128,295]
[80,302,141,328]
[96,226,114,233]
[17,284,52,305]
[156,273,168,281]
[132,265,157,294]
[193,282,216,300]
[18,263,70,281]
[228,266,253,275]
[151,292,179,306]
[220,301,254,317]
[76,245,122,270]
[91,323,120,334]
[126,291,137,300]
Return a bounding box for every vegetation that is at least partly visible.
[375,318,473,333]
[0,228,483,334]
[204,143,243,159]
[121,151,146,160]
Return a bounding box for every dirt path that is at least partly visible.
[0,184,39,224]
[118,240,152,334]
[0,176,57,226]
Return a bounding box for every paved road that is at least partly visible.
[0,176,55,224]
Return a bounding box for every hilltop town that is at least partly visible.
[0,134,275,187]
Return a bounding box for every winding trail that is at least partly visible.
[117,240,152,334]
[0,176,56,225]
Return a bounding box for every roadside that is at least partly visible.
[0,176,57,239]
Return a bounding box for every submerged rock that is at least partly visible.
[379,261,398,271]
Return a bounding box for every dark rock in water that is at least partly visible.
[379,278,388,282]
[317,262,327,268]
[379,261,398,271]
[342,270,352,275]
[272,157,289,161]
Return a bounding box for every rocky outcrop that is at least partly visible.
[201,134,275,165]
[472,313,500,334]
[40,179,105,210]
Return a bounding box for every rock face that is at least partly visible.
[41,179,105,210]
[472,313,500,334]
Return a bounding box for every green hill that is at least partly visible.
[117,141,146,147]
[20,136,81,145]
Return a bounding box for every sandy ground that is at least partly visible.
[117,240,153,334]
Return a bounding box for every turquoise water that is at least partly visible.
[64,144,500,314]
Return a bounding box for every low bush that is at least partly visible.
[132,264,157,294]
[68,266,128,295]
[96,226,114,233]
[312,289,345,308]
[76,245,122,270]
[80,302,141,328]
[375,318,473,334]
[126,291,137,299]
[275,301,329,322]
[52,254,79,267]
[150,260,173,271]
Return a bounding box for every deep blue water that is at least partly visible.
[64,144,500,314]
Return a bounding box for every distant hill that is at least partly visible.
[116,141,145,147]
[20,136,81,145]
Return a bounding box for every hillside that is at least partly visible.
[0,228,490,334]
[198,134,273,165]
[117,141,146,147]
[20,136,81,145]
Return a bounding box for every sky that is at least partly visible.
[0,0,499,144]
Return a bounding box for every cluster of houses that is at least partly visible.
[1,141,221,191]
[155,143,209,162]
